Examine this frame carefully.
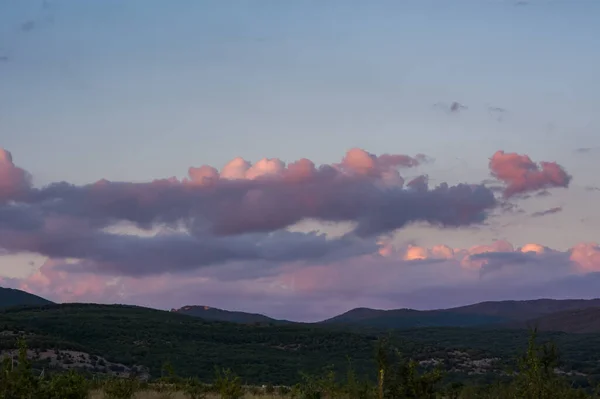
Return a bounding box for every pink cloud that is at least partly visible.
[569,242,600,273]
[15,259,116,303]
[0,146,580,319]
[0,149,31,202]
[0,147,503,277]
[5,239,600,321]
[3,147,496,237]
[489,150,571,197]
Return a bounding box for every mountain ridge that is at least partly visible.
[508,306,600,333]
[320,298,600,329]
[0,286,54,308]
[171,304,294,325]
[173,298,600,331]
[5,286,600,334]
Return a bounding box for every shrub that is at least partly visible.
[0,338,41,398]
[41,370,90,399]
[265,383,275,394]
[375,337,444,399]
[103,376,140,399]
[182,377,207,399]
[277,385,291,396]
[213,367,244,399]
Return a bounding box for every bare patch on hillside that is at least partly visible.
[0,347,149,380]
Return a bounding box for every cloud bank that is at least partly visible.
[0,147,500,275]
[0,146,578,320]
[3,239,600,321]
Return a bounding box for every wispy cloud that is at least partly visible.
[487,105,508,122]
[530,206,562,217]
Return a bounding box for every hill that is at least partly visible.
[510,307,600,334]
[0,287,53,308]
[2,303,600,385]
[448,298,600,321]
[320,298,600,329]
[0,303,379,385]
[173,298,600,330]
[171,305,291,324]
[321,308,506,328]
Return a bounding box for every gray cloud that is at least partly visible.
[1,148,498,239]
[575,147,593,154]
[0,147,574,278]
[433,101,468,114]
[474,250,566,279]
[7,236,598,321]
[0,215,375,277]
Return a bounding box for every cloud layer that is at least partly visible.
[0,147,503,275]
[3,148,495,238]
[0,146,578,319]
[3,239,600,321]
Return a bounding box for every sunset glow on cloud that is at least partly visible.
[0,144,591,320]
[3,238,600,321]
[1,0,598,325]
[489,150,572,198]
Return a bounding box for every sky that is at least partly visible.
[0,0,599,322]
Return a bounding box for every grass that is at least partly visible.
[89,392,281,399]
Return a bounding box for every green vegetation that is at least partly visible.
[3,303,600,388]
[0,303,378,385]
[2,330,600,398]
[0,337,90,398]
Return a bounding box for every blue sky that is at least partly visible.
[1,0,598,182]
[0,0,599,316]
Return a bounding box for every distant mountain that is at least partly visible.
[171,305,292,325]
[171,298,600,330]
[319,298,600,329]
[508,307,600,333]
[321,307,507,329]
[446,298,600,321]
[0,287,53,308]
